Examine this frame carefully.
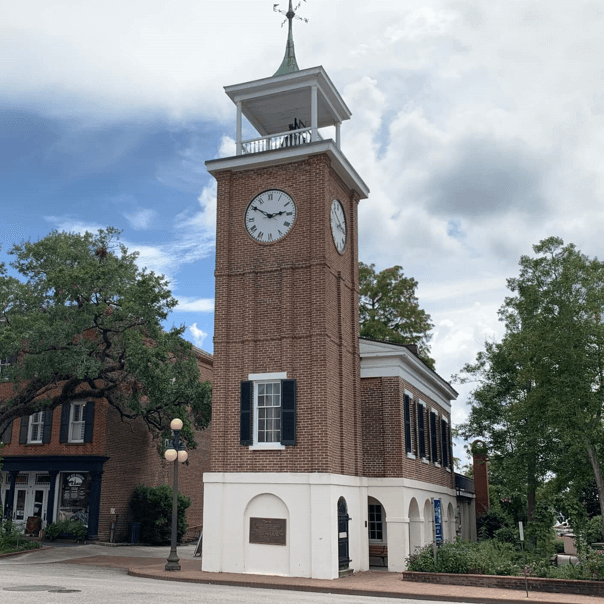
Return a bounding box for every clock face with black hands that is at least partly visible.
[244,189,297,244]
[330,199,347,254]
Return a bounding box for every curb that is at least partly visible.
[127,567,588,604]
[0,546,53,559]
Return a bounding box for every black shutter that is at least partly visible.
[240,381,253,446]
[281,379,296,445]
[1,420,12,444]
[418,403,426,458]
[430,412,438,462]
[84,402,95,443]
[441,419,449,468]
[413,400,418,457]
[448,423,454,470]
[42,409,53,444]
[19,416,29,444]
[59,404,70,443]
[404,395,412,453]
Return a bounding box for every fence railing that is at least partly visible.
[241,127,318,155]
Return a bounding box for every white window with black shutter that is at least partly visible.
[430,410,439,465]
[60,401,95,444]
[241,372,296,450]
[417,401,426,459]
[22,410,53,445]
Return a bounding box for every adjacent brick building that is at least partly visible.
[0,347,212,542]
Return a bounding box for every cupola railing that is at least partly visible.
[241,126,323,155]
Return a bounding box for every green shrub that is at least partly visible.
[406,540,520,576]
[477,510,508,541]
[44,519,87,541]
[553,538,565,554]
[130,484,190,545]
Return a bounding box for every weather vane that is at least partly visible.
[273,1,309,28]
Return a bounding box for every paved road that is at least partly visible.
[0,563,469,604]
[0,545,476,604]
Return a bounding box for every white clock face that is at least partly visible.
[330,199,347,254]
[245,190,296,244]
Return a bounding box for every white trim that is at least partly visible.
[248,371,287,381]
[206,140,369,200]
[28,412,44,444]
[406,452,416,460]
[421,458,429,464]
[68,402,86,443]
[249,443,285,451]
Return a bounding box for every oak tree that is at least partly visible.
[0,228,210,450]
[359,262,434,368]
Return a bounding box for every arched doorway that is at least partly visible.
[338,497,351,571]
[368,496,387,567]
[408,497,421,558]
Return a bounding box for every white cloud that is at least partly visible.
[188,322,208,348]
[177,297,214,313]
[123,208,157,230]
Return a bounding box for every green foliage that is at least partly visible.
[457,237,604,540]
[0,228,211,449]
[44,519,88,541]
[130,484,190,545]
[359,262,434,368]
[406,540,519,575]
[0,520,41,554]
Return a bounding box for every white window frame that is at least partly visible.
[248,372,286,450]
[69,402,86,443]
[28,412,44,444]
[368,502,386,543]
[0,358,10,381]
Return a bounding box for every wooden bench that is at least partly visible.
[369,544,388,567]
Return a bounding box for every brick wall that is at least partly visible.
[402,571,604,597]
[99,405,211,541]
[361,375,454,488]
[211,154,363,476]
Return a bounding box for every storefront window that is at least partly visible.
[58,472,90,525]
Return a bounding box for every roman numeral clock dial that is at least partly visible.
[330,199,347,254]
[245,190,297,243]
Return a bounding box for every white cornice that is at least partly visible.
[206,140,369,199]
[359,339,457,411]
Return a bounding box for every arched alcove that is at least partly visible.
[423,499,433,546]
[243,493,290,575]
[408,497,422,558]
[447,502,455,542]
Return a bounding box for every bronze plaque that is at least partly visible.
[249,517,287,545]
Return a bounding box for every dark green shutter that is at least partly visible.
[42,409,53,443]
[19,416,28,444]
[240,381,253,446]
[1,420,12,444]
[418,403,426,458]
[59,404,70,443]
[280,379,296,445]
[441,419,449,468]
[404,395,412,453]
[84,402,95,443]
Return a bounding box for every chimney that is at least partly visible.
[472,440,490,517]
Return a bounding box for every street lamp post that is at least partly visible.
[164,418,188,571]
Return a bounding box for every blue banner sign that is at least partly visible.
[434,498,443,544]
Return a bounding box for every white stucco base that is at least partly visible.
[201,472,459,579]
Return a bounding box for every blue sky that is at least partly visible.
[3,0,604,448]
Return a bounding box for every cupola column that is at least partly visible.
[311,85,318,141]
[236,102,243,156]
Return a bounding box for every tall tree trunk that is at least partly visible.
[584,438,604,541]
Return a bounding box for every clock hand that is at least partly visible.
[252,205,270,218]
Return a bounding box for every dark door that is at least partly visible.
[338,497,351,570]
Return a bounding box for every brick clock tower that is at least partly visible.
[202,4,369,579]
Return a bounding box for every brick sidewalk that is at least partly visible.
[66,556,603,604]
